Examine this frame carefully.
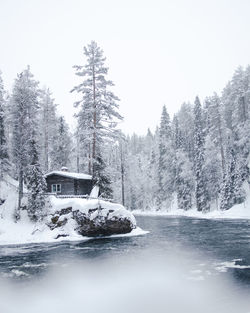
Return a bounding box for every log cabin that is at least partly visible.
[45,168,93,196]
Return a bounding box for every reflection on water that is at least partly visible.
[0,216,250,313]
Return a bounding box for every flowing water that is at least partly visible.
[0,216,250,313]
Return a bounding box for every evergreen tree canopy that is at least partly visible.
[193,96,210,212]
[50,116,72,170]
[0,72,9,177]
[26,131,47,221]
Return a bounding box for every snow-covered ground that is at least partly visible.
[133,201,250,219]
[0,176,146,246]
[134,183,250,220]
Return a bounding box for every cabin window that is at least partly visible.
[51,184,61,193]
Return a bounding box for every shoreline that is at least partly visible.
[0,227,148,247]
[132,203,250,220]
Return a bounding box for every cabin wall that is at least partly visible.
[46,174,92,195]
[46,175,74,195]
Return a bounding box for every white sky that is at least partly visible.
[0,0,250,135]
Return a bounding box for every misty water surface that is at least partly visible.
[0,216,250,313]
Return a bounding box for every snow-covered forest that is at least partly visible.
[0,41,249,217]
[115,67,250,212]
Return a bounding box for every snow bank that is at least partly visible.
[133,185,250,220]
[0,177,144,246]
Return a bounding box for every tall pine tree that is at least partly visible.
[193,96,209,212]
[50,116,72,170]
[11,67,40,218]
[72,41,122,193]
[0,72,9,177]
[39,88,58,172]
[157,105,175,209]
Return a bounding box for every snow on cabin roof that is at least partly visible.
[45,171,92,180]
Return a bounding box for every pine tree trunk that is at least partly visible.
[92,64,96,176]
[16,168,23,220]
[76,153,80,173]
[44,106,49,172]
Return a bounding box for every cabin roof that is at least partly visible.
[45,171,92,180]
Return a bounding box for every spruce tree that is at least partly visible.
[93,152,113,199]
[148,148,158,207]
[220,66,250,210]
[220,147,239,210]
[205,94,226,174]
[11,67,40,218]
[203,135,222,207]
[177,102,195,159]
[50,116,72,170]
[193,96,210,212]
[172,115,183,150]
[175,150,193,210]
[0,72,9,177]
[173,114,194,210]
[157,105,175,209]
[26,132,47,221]
[39,88,58,172]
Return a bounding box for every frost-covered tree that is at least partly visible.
[72,41,122,189]
[193,96,210,212]
[93,152,113,199]
[147,148,158,207]
[220,147,243,210]
[220,66,250,209]
[204,94,226,174]
[26,132,47,221]
[108,66,250,213]
[50,116,72,170]
[177,102,195,159]
[172,115,183,150]
[203,135,222,207]
[157,105,175,209]
[175,150,194,210]
[39,88,58,172]
[109,135,127,205]
[0,72,9,177]
[119,140,126,206]
[11,67,40,217]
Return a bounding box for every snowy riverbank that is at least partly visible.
[133,195,250,220]
[0,216,147,246]
[0,177,146,246]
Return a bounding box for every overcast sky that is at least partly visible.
[0,0,250,135]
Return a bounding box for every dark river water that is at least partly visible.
[0,216,250,313]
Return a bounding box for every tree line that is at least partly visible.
[0,41,249,220]
[111,66,249,212]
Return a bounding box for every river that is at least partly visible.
[0,215,250,313]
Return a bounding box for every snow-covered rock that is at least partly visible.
[46,196,136,237]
